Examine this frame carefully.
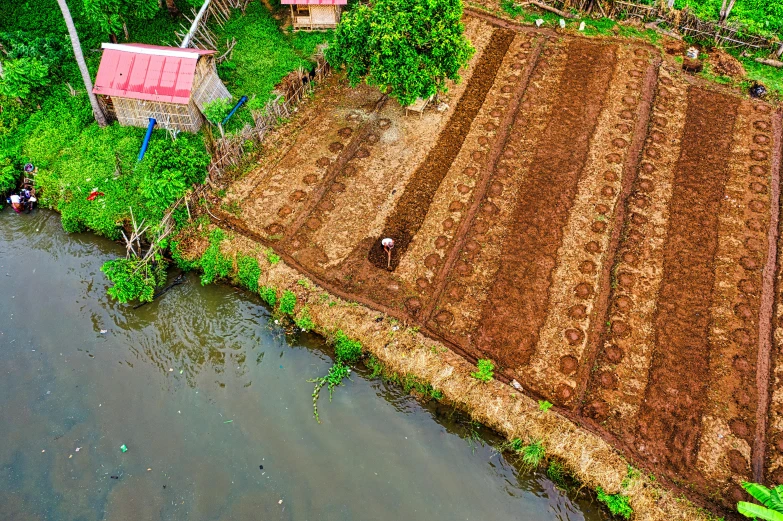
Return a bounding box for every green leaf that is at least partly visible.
[738,502,783,521]
[743,482,774,507]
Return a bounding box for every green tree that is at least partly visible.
[0,58,49,99]
[82,0,159,42]
[326,0,474,107]
[738,482,783,521]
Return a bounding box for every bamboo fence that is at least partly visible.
[206,55,332,179]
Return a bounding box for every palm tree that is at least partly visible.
[56,0,108,127]
[738,482,783,521]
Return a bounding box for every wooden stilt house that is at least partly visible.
[283,0,346,30]
[92,43,231,133]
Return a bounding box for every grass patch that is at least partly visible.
[199,229,233,285]
[520,439,546,468]
[334,330,362,365]
[538,400,553,412]
[471,359,495,382]
[278,289,297,315]
[294,306,316,331]
[547,460,569,489]
[265,248,281,265]
[214,2,330,105]
[236,254,261,292]
[596,487,634,520]
[259,286,277,308]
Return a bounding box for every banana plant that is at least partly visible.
[738,482,783,521]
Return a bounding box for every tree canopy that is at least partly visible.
[326,0,474,107]
[82,0,159,39]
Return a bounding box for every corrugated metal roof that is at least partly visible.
[281,0,347,5]
[93,43,216,104]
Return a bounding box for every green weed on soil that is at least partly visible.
[597,486,634,520]
[471,359,495,382]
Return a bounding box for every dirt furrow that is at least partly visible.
[420,36,544,321]
[367,28,516,270]
[635,87,739,477]
[473,39,617,373]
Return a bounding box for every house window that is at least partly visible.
[295,5,310,16]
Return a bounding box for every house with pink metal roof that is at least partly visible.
[93,43,230,133]
[282,0,346,30]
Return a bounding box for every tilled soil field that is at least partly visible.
[216,13,783,512]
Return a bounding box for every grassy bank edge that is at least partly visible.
[177,226,720,521]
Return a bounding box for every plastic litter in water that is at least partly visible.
[120,444,128,453]
[223,420,233,424]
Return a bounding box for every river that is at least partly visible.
[0,209,606,521]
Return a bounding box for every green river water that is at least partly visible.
[0,209,607,521]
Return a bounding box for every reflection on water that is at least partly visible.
[0,209,607,521]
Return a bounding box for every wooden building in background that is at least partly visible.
[282,0,346,30]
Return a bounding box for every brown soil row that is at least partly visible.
[581,67,688,442]
[635,87,739,479]
[522,45,659,407]
[474,39,617,376]
[425,36,565,353]
[367,28,516,270]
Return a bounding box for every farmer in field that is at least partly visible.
[382,237,394,270]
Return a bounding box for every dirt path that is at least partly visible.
[474,39,617,373]
[635,87,739,477]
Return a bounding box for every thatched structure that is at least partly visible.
[282,0,346,30]
[93,43,231,133]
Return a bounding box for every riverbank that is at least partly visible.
[174,226,718,521]
[1,208,606,521]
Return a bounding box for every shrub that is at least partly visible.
[471,359,494,382]
[138,137,210,208]
[0,156,18,195]
[200,229,233,285]
[101,254,168,303]
[294,307,316,331]
[596,487,633,520]
[0,57,50,99]
[278,289,297,315]
[203,97,233,124]
[334,330,362,365]
[259,286,277,308]
[236,254,260,292]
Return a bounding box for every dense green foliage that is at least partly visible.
[471,359,494,382]
[101,254,168,303]
[674,0,783,37]
[737,482,783,521]
[294,307,316,331]
[596,487,633,520]
[214,2,330,106]
[259,286,277,307]
[278,289,297,315]
[334,330,362,365]
[82,0,159,39]
[137,138,209,207]
[236,254,261,292]
[327,0,474,106]
[199,229,233,285]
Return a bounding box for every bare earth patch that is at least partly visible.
[212,11,783,515]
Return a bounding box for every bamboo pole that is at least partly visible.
[181,0,212,48]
